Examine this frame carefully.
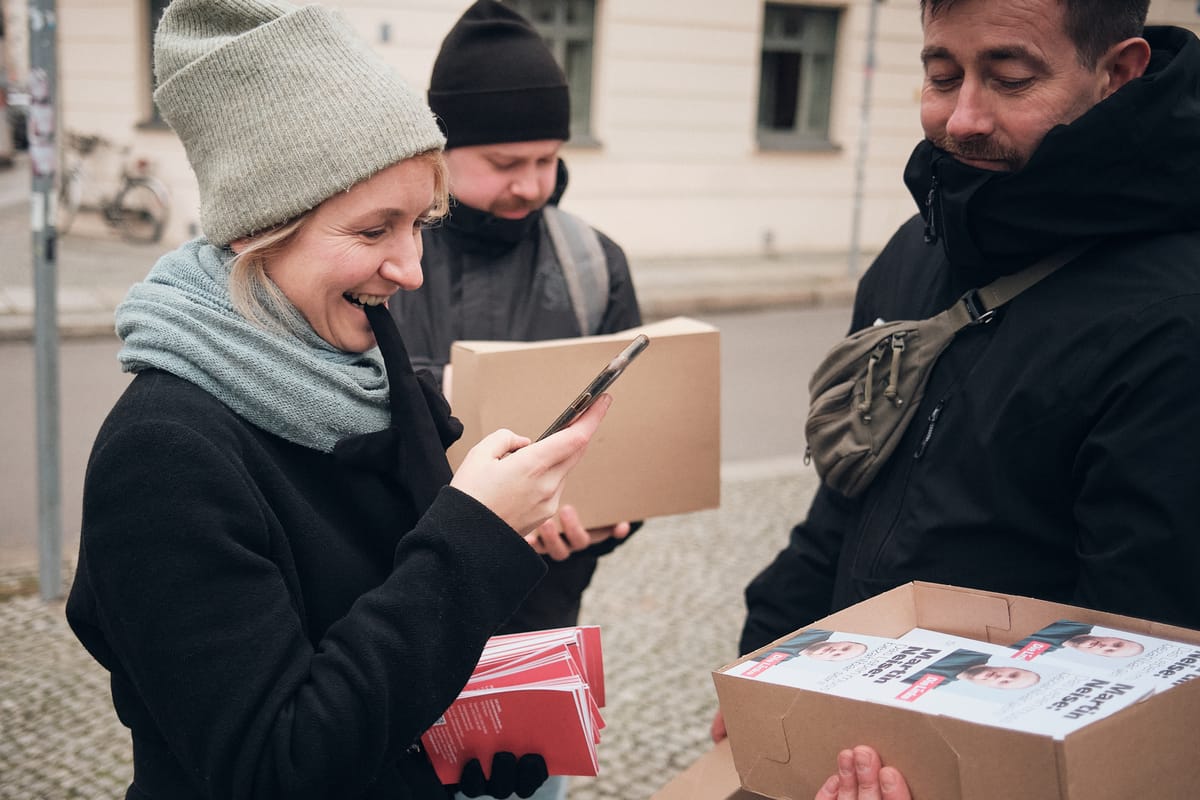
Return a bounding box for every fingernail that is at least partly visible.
[855,749,870,773]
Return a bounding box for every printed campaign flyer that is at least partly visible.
[720,628,912,693]
[421,626,605,784]
[898,629,1154,739]
[1007,619,1200,693]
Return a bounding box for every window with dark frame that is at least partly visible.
[758,3,839,149]
[145,0,171,125]
[503,0,597,142]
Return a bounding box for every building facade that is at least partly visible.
[6,0,1200,260]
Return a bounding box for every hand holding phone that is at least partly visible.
[535,334,650,441]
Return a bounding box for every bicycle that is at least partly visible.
[58,132,170,244]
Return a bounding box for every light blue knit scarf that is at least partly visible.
[115,238,392,452]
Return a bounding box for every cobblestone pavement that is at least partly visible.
[0,465,817,800]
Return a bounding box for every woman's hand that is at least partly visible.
[526,505,633,560]
[815,746,911,800]
[450,394,612,536]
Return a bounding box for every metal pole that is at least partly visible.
[848,0,882,279]
[28,0,62,601]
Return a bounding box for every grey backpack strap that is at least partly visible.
[542,205,609,335]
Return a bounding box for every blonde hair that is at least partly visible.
[228,150,450,334]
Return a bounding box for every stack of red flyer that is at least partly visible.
[421,626,606,784]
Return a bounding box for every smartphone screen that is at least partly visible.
[535,334,650,441]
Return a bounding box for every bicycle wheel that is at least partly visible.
[112,178,169,244]
[57,169,83,235]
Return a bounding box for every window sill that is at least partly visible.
[565,133,603,150]
[756,136,842,154]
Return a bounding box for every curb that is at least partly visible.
[0,281,859,342]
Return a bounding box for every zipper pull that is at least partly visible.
[923,174,940,244]
[913,399,946,459]
[884,332,906,405]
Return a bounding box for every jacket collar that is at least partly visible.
[904,26,1200,284]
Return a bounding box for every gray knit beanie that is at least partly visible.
[153,0,445,246]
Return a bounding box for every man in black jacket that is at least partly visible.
[725,1,1200,796]
[389,6,641,798]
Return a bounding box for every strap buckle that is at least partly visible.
[960,290,997,325]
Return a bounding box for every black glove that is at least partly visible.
[456,752,549,799]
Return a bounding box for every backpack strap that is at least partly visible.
[542,204,610,335]
[954,239,1098,326]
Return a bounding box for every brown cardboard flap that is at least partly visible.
[767,695,965,800]
[807,583,921,637]
[910,582,1015,642]
[1058,677,1200,799]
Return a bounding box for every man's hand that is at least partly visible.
[525,504,632,561]
[815,746,911,800]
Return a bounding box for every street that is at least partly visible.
[0,304,852,568]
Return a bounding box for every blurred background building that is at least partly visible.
[2,0,1198,261]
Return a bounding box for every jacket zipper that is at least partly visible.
[913,399,947,460]
[923,173,940,244]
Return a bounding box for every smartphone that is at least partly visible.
[535,334,650,441]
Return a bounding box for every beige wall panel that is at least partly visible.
[604,22,758,62]
[339,5,459,88]
[61,42,138,80]
[605,0,760,32]
[58,4,134,40]
[604,95,752,134]
[604,59,758,99]
[1148,3,1200,25]
[575,129,757,159]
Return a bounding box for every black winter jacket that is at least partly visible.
[742,26,1200,654]
[389,162,642,633]
[66,370,546,800]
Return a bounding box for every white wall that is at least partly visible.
[49,0,1200,257]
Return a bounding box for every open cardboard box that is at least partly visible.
[446,316,720,530]
[713,582,1200,800]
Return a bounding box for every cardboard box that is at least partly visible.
[713,582,1200,800]
[652,740,769,800]
[446,316,720,529]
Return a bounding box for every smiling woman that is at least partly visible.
[62,1,609,799]
[229,152,449,352]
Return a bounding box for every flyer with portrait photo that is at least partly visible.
[721,628,911,694]
[1006,619,1200,693]
[896,629,1155,739]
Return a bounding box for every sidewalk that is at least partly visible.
[0,152,861,340]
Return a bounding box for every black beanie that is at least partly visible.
[428,0,570,149]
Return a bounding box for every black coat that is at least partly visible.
[389,163,643,633]
[66,369,546,799]
[741,26,1200,654]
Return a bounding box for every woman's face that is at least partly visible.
[265,158,438,353]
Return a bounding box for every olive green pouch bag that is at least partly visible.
[805,244,1090,498]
